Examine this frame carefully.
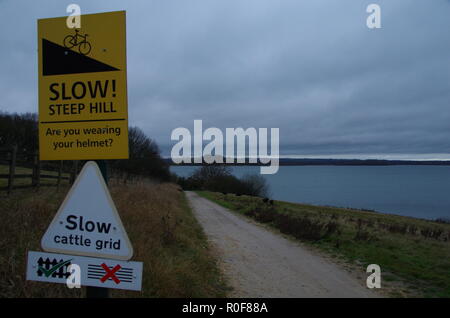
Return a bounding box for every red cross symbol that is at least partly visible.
[100,263,122,284]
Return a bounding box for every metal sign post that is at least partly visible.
[87,159,109,298]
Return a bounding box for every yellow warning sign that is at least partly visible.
[38,11,128,160]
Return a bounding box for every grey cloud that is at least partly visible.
[1,0,449,157]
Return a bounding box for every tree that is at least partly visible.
[108,126,171,181]
[0,111,38,153]
[177,165,271,197]
[191,165,231,182]
[128,126,160,159]
[241,174,270,198]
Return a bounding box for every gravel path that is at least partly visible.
[186,191,378,298]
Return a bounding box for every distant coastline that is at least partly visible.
[165,158,450,166]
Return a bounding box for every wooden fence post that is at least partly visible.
[57,160,63,190]
[69,161,74,184]
[32,152,41,188]
[32,153,36,187]
[7,145,17,194]
[70,160,79,184]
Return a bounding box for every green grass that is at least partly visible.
[197,191,450,298]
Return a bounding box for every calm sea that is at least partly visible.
[170,165,450,220]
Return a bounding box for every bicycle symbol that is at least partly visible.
[63,29,92,55]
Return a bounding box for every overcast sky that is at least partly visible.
[1,0,450,159]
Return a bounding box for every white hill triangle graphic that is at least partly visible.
[41,161,133,260]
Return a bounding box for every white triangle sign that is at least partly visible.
[41,161,133,260]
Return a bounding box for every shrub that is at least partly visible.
[254,207,276,223]
[274,214,324,241]
[240,174,270,198]
[177,166,271,198]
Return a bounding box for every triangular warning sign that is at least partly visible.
[41,161,133,260]
[42,39,119,76]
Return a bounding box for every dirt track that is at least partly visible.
[186,191,379,298]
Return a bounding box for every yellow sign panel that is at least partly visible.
[38,11,128,160]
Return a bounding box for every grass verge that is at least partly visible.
[197,191,450,298]
[0,181,228,297]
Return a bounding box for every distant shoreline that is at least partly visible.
[165,158,450,166]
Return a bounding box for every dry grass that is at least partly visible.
[0,181,228,298]
[109,180,228,297]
